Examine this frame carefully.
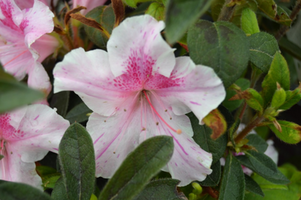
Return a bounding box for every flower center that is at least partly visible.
[142,90,182,134]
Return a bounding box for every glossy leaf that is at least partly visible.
[241,8,260,35]
[249,32,280,72]
[199,160,221,187]
[133,179,185,200]
[244,175,264,197]
[0,180,51,200]
[98,136,174,200]
[269,120,301,144]
[261,52,290,106]
[188,20,249,88]
[65,102,92,123]
[218,154,245,200]
[58,123,96,200]
[236,151,290,184]
[165,0,214,44]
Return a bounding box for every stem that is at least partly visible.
[234,115,265,143]
[275,0,301,41]
[217,0,236,21]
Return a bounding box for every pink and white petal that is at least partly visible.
[0,0,23,27]
[87,95,142,178]
[157,57,226,123]
[1,143,43,189]
[14,0,34,9]
[0,21,23,43]
[107,15,175,77]
[31,34,59,62]
[73,0,107,15]
[53,47,132,116]
[27,62,51,94]
[22,0,54,47]
[7,104,69,162]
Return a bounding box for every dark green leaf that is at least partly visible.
[133,179,185,200]
[165,0,214,44]
[58,123,96,200]
[245,134,268,153]
[52,177,68,200]
[84,6,115,48]
[199,160,221,186]
[219,154,245,200]
[50,91,69,117]
[65,102,92,123]
[0,80,44,114]
[188,113,227,164]
[98,136,174,200]
[188,20,249,88]
[249,32,280,72]
[279,37,301,61]
[244,174,264,197]
[236,151,290,184]
[261,52,290,106]
[269,120,301,144]
[210,0,225,21]
[0,180,51,200]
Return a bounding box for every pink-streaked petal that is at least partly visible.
[54,47,133,116]
[0,143,43,189]
[73,0,107,15]
[27,62,51,94]
[14,0,34,9]
[107,15,175,77]
[0,0,23,28]
[7,104,69,162]
[22,0,54,47]
[31,34,59,62]
[156,57,226,123]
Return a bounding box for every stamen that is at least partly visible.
[143,90,182,134]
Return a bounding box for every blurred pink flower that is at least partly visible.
[73,0,107,15]
[0,0,58,94]
[0,104,69,189]
[53,15,226,186]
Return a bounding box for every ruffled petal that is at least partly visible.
[107,15,175,77]
[156,57,226,123]
[7,104,69,162]
[53,47,133,116]
[31,34,59,62]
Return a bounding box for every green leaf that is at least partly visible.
[84,5,115,48]
[133,179,185,200]
[279,88,301,110]
[98,136,174,200]
[50,91,69,117]
[218,154,245,200]
[0,80,44,114]
[52,177,68,200]
[261,52,290,106]
[223,78,250,111]
[188,113,227,164]
[241,8,260,35]
[199,160,221,186]
[269,120,301,144]
[249,32,280,72]
[145,2,165,21]
[65,102,92,123]
[58,123,96,200]
[236,151,290,184]
[257,0,277,19]
[245,174,264,197]
[210,0,225,21]
[279,37,301,61]
[276,6,292,26]
[165,0,213,44]
[36,165,60,189]
[0,180,51,200]
[188,20,249,88]
[123,0,151,8]
[245,134,268,153]
[270,86,286,109]
[244,88,264,114]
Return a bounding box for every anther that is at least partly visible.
[124,109,126,112]
[104,120,106,122]
[156,122,159,125]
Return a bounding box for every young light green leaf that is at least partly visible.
[65,102,92,123]
[58,123,96,200]
[165,0,213,44]
[0,80,44,114]
[123,0,151,8]
[270,85,286,109]
[261,52,290,106]
[236,151,290,184]
[279,87,301,110]
[244,175,264,197]
[145,2,165,21]
[199,160,221,187]
[36,165,61,189]
[0,180,52,200]
[133,179,185,200]
[241,8,260,35]
[188,20,249,88]
[218,154,245,200]
[257,0,277,19]
[276,6,292,26]
[98,136,174,200]
[249,32,280,73]
[244,88,264,114]
[269,120,301,144]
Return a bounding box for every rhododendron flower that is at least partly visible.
[0,0,58,94]
[53,15,225,186]
[0,104,69,189]
[73,0,107,15]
